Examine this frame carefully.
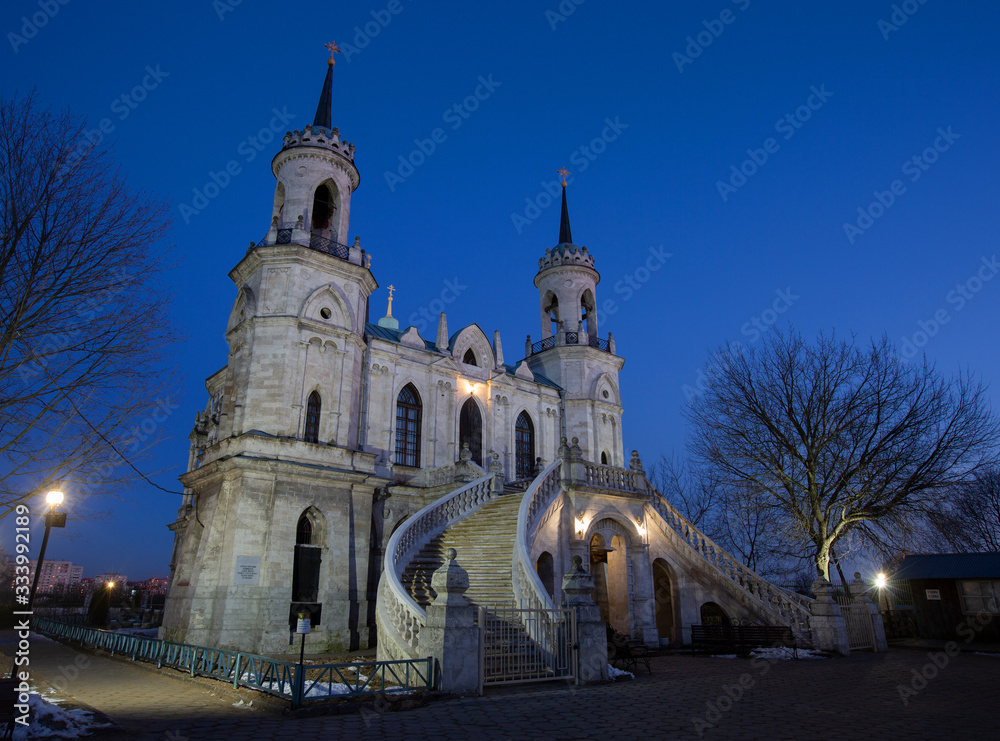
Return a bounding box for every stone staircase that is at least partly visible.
[399,484,559,680]
[401,486,522,609]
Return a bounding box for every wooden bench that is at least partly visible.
[606,625,651,674]
[691,623,796,657]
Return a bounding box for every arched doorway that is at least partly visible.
[589,526,631,634]
[652,559,676,644]
[589,533,611,624]
[700,602,729,627]
[459,397,483,466]
[535,551,554,598]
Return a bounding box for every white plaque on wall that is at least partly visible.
[234,556,261,586]
[926,589,941,600]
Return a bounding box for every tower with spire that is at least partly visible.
[528,170,625,466]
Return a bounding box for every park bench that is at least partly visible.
[606,625,651,674]
[691,622,796,657]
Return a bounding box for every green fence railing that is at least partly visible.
[32,617,434,708]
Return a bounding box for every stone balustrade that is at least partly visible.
[512,460,563,617]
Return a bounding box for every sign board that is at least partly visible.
[234,556,261,586]
[925,589,941,601]
[296,614,311,634]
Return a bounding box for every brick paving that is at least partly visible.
[8,635,999,740]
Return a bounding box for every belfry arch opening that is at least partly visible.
[311,181,337,239]
[543,293,559,339]
[581,289,597,336]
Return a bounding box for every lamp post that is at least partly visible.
[28,489,68,609]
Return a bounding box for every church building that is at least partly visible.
[162,53,819,660]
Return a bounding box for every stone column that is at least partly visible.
[562,555,609,684]
[850,572,888,651]
[808,578,850,655]
[418,548,480,694]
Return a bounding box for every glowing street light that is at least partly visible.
[107,581,115,590]
[28,488,69,609]
[875,572,887,589]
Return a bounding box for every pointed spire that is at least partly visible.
[436,312,449,352]
[314,42,341,130]
[377,285,399,329]
[557,167,573,245]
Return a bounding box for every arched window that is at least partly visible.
[535,551,555,598]
[395,384,422,468]
[304,390,321,443]
[293,512,321,604]
[311,183,335,231]
[601,451,609,465]
[463,348,478,366]
[515,411,535,480]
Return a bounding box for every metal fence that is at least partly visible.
[478,607,576,690]
[32,617,433,708]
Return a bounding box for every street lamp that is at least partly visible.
[28,489,68,609]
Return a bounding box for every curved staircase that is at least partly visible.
[401,488,522,609]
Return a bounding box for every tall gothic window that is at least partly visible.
[515,411,535,480]
[304,390,321,443]
[292,512,321,604]
[395,384,422,468]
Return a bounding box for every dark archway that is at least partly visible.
[653,559,676,644]
[395,384,422,468]
[515,411,535,480]
[700,601,729,627]
[535,551,554,599]
[292,511,322,604]
[459,397,483,466]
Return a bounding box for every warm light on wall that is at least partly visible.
[465,380,478,396]
[575,516,589,539]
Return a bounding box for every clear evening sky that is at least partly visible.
[5,0,999,578]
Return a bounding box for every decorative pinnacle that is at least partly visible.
[324,40,342,66]
[557,167,570,187]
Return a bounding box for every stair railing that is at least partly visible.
[377,472,495,660]
[646,484,813,634]
[512,460,563,613]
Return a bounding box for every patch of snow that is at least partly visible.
[12,692,114,740]
[607,664,634,680]
[710,654,739,659]
[973,652,1000,657]
[749,647,826,660]
[231,699,254,709]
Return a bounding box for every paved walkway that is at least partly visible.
[7,635,1000,740]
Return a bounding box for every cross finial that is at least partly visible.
[557,167,570,187]
[324,40,342,66]
[386,285,395,317]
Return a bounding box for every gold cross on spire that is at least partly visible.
[324,40,342,66]
[386,285,395,317]
[557,167,570,187]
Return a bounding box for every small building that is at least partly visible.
[890,553,1000,643]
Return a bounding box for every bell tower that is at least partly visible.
[265,42,359,248]
[526,171,626,466]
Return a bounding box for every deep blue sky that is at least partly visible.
[6,0,1000,578]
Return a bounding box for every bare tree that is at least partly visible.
[0,92,177,517]
[685,328,1000,581]
[926,467,1000,552]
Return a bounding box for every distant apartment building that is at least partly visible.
[28,560,84,594]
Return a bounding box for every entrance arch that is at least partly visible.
[700,601,729,627]
[652,559,676,644]
[459,397,483,466]
[588,518,636,635]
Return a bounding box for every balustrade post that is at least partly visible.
[808,578,850,655]
[418,548,480,694]
[561,556,609,684]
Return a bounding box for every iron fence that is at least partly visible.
[31,617,433,708]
